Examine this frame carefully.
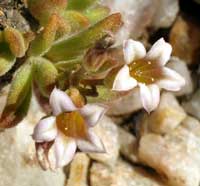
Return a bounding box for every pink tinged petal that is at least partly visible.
[54,134,77,168]
[32,116,57,143]
[139,83,160,113]
[158,67,186,91]
[146,38,172,66]
[123,39,146,64]
[77,129,106,153]
[49,88,77,116]
[80,104,107,127]
[112,65,137,91]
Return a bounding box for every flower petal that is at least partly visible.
[32,116,57,143]
[157,67,185,91]
[80,104,107,127]
[123,39,146,64]
[77,129,105,153]
[112,65,137,91]
[35,142,54,170]
[49,88,76,115]
[54,134,77,168]
[139,83,160,113]
[146,38,172,66]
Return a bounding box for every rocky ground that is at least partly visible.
[0,0,200,186]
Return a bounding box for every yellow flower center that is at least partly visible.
[129,58,163,84]
[56,111,88,139]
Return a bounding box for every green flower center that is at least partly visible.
[129,58,163,84]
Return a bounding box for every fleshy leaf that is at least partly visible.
[84,6,109,24]
[27,0,67,25]
[55,58,82,72]
[45,13,123,62]
[0,86,32,129]
[28,14,70,57]
[0,31,4,42]
[0,43,16,76]
[33,57,58,97]
[0,63,32,128]
[67,0,98,11]
[4,27,26,58]
[63,10,90,32]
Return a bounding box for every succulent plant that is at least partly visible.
[0,0,187,171]
[0,0,123,128]
[0,0,185,128]
[0,27,32,76]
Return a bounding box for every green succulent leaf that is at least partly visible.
[14,85,32,120]
[67,0,98,11]
[0,43,16,76]
[28,19,57,57]
[27,0,67,25]
[45,13,123,62]
[55,58,82,72]
[28,14,70,57]
[63,10,90,32]
[4,27,26,58]
[3,63,32,110]
[0,31,3,42]
[84,6,109,24]
[0,63,33,128]
[33,57,58,97]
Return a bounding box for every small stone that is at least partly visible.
[170,16,200,65]
[152,0,179,28]
[0,128,66,186]
[67,153,90,186]
[88,116,119,168]
[2,9,30,32]
[167,57,194,96]
[143,92,186,134]
[90,163,114,186]
[118,127,139,163]
[138,127,200,186]
[0,95,65,186]
[182,89,200,120]
[182,116,200,137]
[90,160,166,186]
[107,89,142,116]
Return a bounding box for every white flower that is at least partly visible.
[32,88,106,170]
[112,38,185,113]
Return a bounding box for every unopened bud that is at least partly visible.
[67,88,85,108]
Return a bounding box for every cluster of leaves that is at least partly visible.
[0,0,123,128]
